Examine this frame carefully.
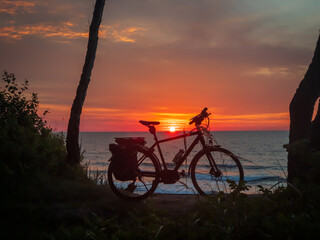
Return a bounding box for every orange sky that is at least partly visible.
[1,0,320,132]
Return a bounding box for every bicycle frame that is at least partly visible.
[146,129,219,173]
[108,108,245,200]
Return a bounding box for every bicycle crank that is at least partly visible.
[160,169,180,184]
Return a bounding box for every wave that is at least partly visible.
[242,165,270,170]
[244,175,286,184]
[90,161,108,166]
[242,165,287,171]
[193,173,286,184]
[88,169,107,174]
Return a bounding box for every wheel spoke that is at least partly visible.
[191,147,243,195]
[108,147,160,200]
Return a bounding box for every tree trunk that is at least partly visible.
[66,0,106,165]
[288,33,320,182]
[311,99,320,149]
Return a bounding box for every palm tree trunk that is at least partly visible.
[66,0,106,165]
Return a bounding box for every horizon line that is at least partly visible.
[54,129,289,133]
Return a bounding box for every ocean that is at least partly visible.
[80,131,288,194]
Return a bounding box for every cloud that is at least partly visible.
[1,0,319,131]
[103,25,146,43]
[41,103,290,131]
[211,112,290,131]
[0,21,146,43]
[0,1,146,42]
[245,67,291,76]
[244,64,309,77]
[0,22,89,40]
[214,112,289,121]
[0,0,35,15]
[39,101,290,132]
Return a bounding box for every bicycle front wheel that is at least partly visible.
[191,147,244,195]
[108,147,160,201]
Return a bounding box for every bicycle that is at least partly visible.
[107,108,244,201]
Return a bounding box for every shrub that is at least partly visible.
[0,72,68,194]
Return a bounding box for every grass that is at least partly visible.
[3,171,320,240]
[2,72,320,239]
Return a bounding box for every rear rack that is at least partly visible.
[115,137,146,146]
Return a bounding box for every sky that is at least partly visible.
[0,0,319,132]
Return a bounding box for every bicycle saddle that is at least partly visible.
[139,120,160,126]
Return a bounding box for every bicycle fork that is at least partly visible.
[200,138,222,178]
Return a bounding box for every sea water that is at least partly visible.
[79,131,288,194]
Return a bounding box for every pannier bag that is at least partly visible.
[109,137,146,181]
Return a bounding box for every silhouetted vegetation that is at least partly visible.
[2,72,320,239]
[0,72,105,238]
[0,71,66,191]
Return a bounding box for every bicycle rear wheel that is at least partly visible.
[191,146,244,195]
[108,147,160,201]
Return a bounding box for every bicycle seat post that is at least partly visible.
[148,124,166,169]
[138,120,160,143]
[148,125,158,141]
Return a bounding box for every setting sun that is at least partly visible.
[169,127,176,132]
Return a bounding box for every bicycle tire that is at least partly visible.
[191,146,244,195]
[108,146,160,201]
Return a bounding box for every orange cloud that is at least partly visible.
[0,22,91,40]
[104,25,146,43]
[245,67,291,76]
[214,112,289,121]
[0,22,146,43]
[39,103,289,132]
[211,112,289,131]
[0,0,35,15]
[145,112,289,131]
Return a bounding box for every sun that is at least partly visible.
[169,127,176,132]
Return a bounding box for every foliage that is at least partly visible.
[10,182,317,240]
[227,179,251,200]
[0,71,93,202]
[0,72,63,189]
[2,71,320,239]
[0,72,47,129]
[0,71,109,239]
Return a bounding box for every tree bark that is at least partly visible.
[311,99,320,149]
[288,33,320,182]
[66,0,106,165]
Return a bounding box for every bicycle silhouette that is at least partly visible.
[108,108,244,200]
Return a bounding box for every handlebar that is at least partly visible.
[189,107,211,125]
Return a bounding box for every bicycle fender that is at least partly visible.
[138,145,162,171]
